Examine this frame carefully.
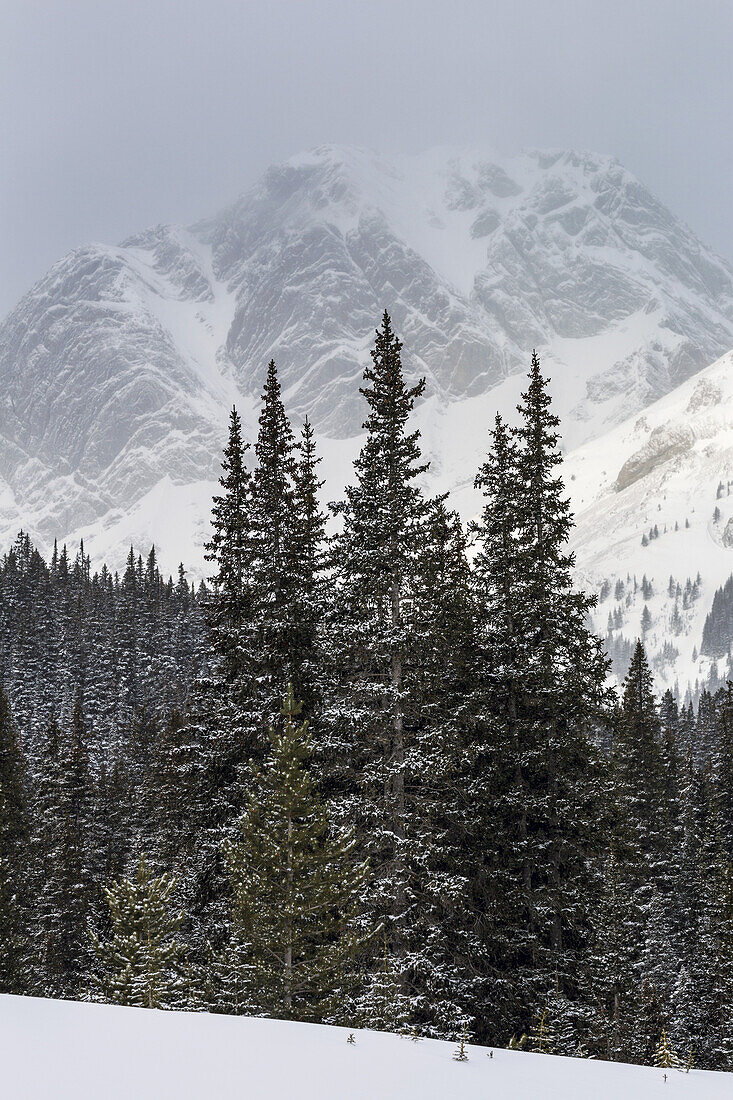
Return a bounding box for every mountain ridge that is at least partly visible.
[1,143,733,615]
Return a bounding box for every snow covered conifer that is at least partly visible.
[92,856,186,1009]
[355,935,412,1034]
[654,1030,682,1068]
[204,405,256,681]
[224,686,367,1022]
[291,415,328,716]
[471,354,609,1042]
[0,687,29,993]
[188,406,260,959]
[323,312,470,1037]
[39,689,96,997]
[614,643,670,898]
[251,360,307,724]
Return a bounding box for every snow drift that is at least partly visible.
[1,994,729,1100]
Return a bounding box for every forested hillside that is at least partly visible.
[0,315,731,1072]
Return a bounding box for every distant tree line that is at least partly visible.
[702,575,733,660]
[0,313,731,1072]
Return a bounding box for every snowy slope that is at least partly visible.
[2,144,733,571]
[565,348,733,695]
[1,995,729,1100]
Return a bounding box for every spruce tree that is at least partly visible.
[324,312,468,1037]
[223,687,366,1022]
[471,353,609,1043]
[470,412,530,1040]
[40,689,95,996]
[291,415,328,716]
[92,856,186,1009]
[186,407,260,960]
[654,1030,682,1068]
[601,643,687,1063]
[0,687,29,993]
[251,360,303,723]
[712,682,733,860]
[204,405,256,682]
[614,642,670,894]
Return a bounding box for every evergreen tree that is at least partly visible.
[654,1030,682,1068]
[40,689,95,996]
[324,312,469,1037]
[223,687,366,1022]
[291,415,328,716]
[251,360,307,723]
[204,406,256,683]
[712,683,733,860]
[92,856,186,1009]
[614,642,670,893]
[0,687,29,992]
[471,352,610,1043]
[604,643,678,1061]
[188,407,260,959]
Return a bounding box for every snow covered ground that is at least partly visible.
[1,994,729,1099]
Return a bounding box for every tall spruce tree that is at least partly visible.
[600,643,682,1063]
[39,688,95,997]
[251,361,302,723]
[471,353,609,1045]
[205,405,256,683]
[614,641,669,888]
[324,312,469,1037]
[712,683,733,860]
[470,412,531,1040]
[291,415,328,717]
[180,406,260,958]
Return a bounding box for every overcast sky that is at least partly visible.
[2,0,731,316]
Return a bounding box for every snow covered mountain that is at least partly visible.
[3,994,730,1100]
[566,348,733,698]
[1,144,733,576]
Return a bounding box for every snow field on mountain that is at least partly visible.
[566,348,733,691]
[1,994,730,1100]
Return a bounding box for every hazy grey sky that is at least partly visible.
[2,0,731,315]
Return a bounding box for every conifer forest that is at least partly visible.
[2,312,733,1073]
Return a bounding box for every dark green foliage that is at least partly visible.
[0,687,29,992]
[204,405,256,685]
[323,312,473,1038]
[470,353,609,1044]
[291,415,328,716]
[223,687,366,1022]
[701,575,733,659]
[37,690,96,997]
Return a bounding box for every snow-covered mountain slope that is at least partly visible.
[565,348,733,696]
[2,144,733,569]
[2,995,729,1100]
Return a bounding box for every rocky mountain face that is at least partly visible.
[1,144,733,578]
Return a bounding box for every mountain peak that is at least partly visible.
[1,144,732,588]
